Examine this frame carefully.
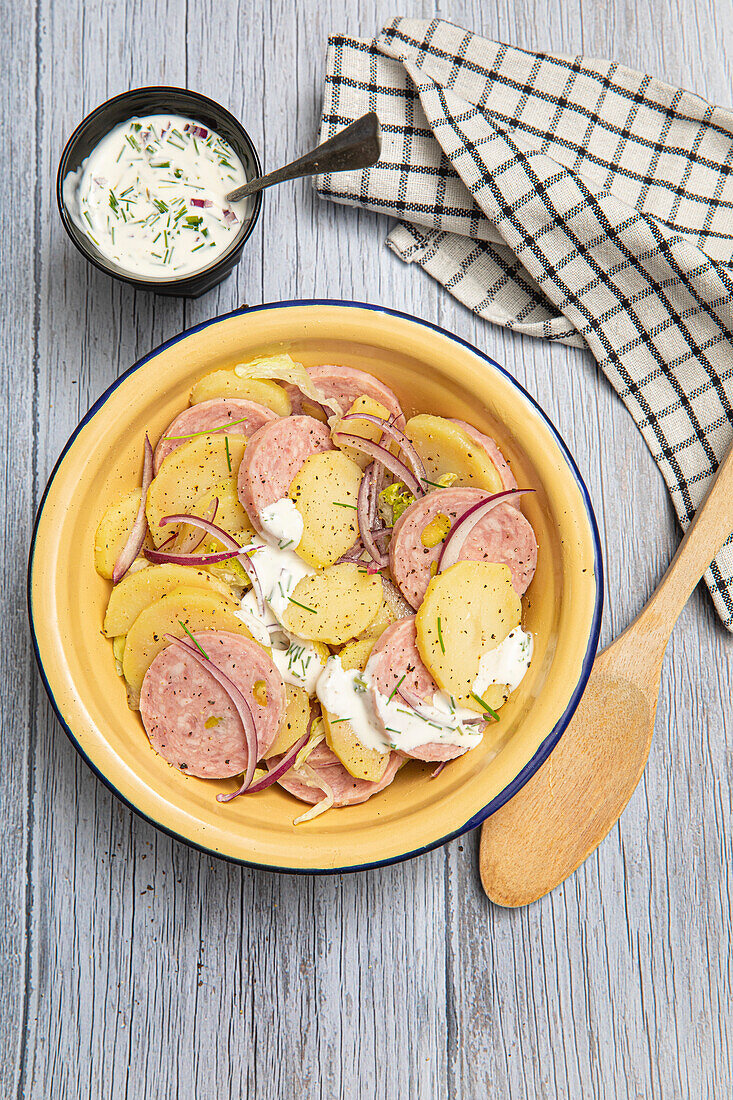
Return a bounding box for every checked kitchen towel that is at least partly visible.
[315,17,733,629]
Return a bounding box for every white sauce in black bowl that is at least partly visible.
[62,113,252,278]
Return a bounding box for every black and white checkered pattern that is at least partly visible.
[315,17,733,629]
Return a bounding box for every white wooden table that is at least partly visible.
[5,0,732,1095]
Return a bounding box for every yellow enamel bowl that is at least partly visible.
[28,301,602,873]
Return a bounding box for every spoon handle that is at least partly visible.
[226,112,381,202]
[633,442,733,645]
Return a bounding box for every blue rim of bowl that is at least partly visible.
[27,299,604,875]
[55,86,263,291]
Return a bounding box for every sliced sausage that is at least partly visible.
[140,630,286,778]
[366,618,468,762]
[237,415,334,531]
[389,487,538,608]
[153,399,277,474]
[450,420,518,493]
[270,740,403,806]
[288,365,406,427]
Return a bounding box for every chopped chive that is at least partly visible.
[329,717,351,724]
[166,139,185,150]
[191,242,205,252]
[225,436,232,473]
[388,673,406,704]
[332,501,357,510]
[178,620,209,659]
[436,616,445,654]
[83,211,93,228]
[470,693,500,721]
[287,596,316,614]
[164,413,252,440]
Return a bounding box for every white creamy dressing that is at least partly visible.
[316,656,484,754]
[236,499,326,694]
[472,628,533,697]
[63,113,251,278]
[316,660,385,751]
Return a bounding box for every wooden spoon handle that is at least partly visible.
[632,442,733,646]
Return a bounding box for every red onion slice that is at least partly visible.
[437,489,535,573]
[112,435,154,584]
[431,762,448,779]
[333,433,424,498]
[160,513,241,549]
[165,634,259,795]
[239,732,310,796]
[356,462,389,566]
[160,513,265,613]
[336,540,367,564]
[145,546,242,566]
[340,413,427,487]
[221,702,318,801]
[175,497,218,555]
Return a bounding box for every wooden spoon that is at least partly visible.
[480,443,733,907]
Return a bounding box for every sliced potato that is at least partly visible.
[112,634,126,677]
[289,450,363,568]
[356,596,393,641]
[146,434,247,546]
[94,489,142,579]
[103,563,235,637]
[324,710,390,782]
[355,576,413,643]
[122,585,253,708]
[190,369,291,415]
[282,563,382,645]
[265,683,310,759]
[338,636,377,672]
[405,414,504,493]
[415,561,521,712]
[332,395,390,470]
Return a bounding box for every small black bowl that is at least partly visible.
[57,87,263,298]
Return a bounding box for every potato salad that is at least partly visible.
[94,354,538,821]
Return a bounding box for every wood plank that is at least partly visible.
[7,0,732,1096]
[2,0,39,1097]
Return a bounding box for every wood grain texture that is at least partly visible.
[3,0,731,1097]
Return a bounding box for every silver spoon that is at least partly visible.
[226,112,381,203]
